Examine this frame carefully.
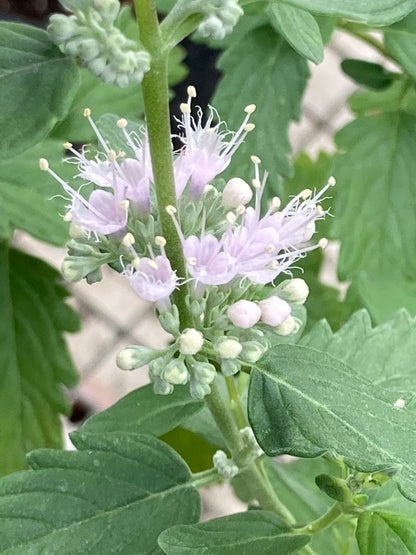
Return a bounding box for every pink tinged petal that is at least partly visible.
[119,158,151,213]
[72,189,127,234]
[258,296,291,326]
[227,300,261,329]
[128,256,177,303]
[183,234,236,285]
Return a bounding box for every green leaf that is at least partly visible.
[248,342,416,502]
[384,11,416,80]
[0,140,70,245]
[341,59,396,90]
[160,427,218,473]
[277,0,415,25]
[330,81,416,282]
[213,25,309,184]
[158,511,310,554]
[0,22,79,158]
[0,431,200,553]
[268,4,324,64]
[348,273,416,324]
[80,383,204,437]
[301,308,416,392]
[356,511,416,554]
[0,244,79,476]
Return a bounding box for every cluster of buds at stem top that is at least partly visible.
[48,0,150,87]
[198,0,244,40]
[40,85,334,397]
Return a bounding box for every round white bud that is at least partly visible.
[258,296,291,327]
[274,315,299,336]
[216,338,242,359]
[277,278,309,304]
[179,328,204,355]
[227,300,261,329]
[163,359,189,385]
[116,345,159,371]
[222,177,253,209]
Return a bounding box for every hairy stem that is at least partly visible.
[134,0,192,328]
[205,380,295,521]
[191,467,223,488]
[296,502,346,534]
[225,376,248,429]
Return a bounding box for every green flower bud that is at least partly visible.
[199,15,226,40]
[153,377,174,395]
[158,305,180,335]
[273,315,300,336]
[221,359,241,376]
[162,358,189,385]
[65,36,85,57]
[92,0,119,21]
[239,341,266,363]
[62,255,103,282]
[213,450,238,479]
[80,37,101,62]
[189,378,211,399]
[85,267,103,284]
[116,345,161,371]
[48,14,78,43]
[193,361,216,384]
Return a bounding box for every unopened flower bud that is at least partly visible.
[158,305,180,335]
[216,337,242,359]
[222,178,253,209]
[221,359,241,376]
[277,278,309,304]
[274,315,300,336]
[213,450,239,478]
[92,0,120,21]
[227,300,261,329]
[190,378,211,399]
[163,358,189,385]
[193,362,216,384]
[179,328,204,355]
[153,377,174,395]
[61,256,102,283]
[47,14,78,44]
[239,341,266,363]
[116,345,160,371]
[258,296,291,327]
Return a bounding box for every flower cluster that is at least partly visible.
[41,86,333,398]
[48,0,150,87]
[197,0,244,41]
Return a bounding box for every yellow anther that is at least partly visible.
[244,104,256,114]
[187,85,197,98]
[180,102,191,114]
[117,118,128,128]
[83,107,91,117]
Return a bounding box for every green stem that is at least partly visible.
[205,380,294,521]
[296,502,345,534]
[134,0,192,328]
[336,20,395,63]
[225,376,248,429]
[191,467,223,488]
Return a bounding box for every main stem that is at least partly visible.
[134,0,192,328]
[206,381,295,523]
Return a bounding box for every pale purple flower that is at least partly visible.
[40,110,153,235]
[126,254,178,308]
[223,161,334,284]
[183,234,237,285]
[173,86,255,199]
